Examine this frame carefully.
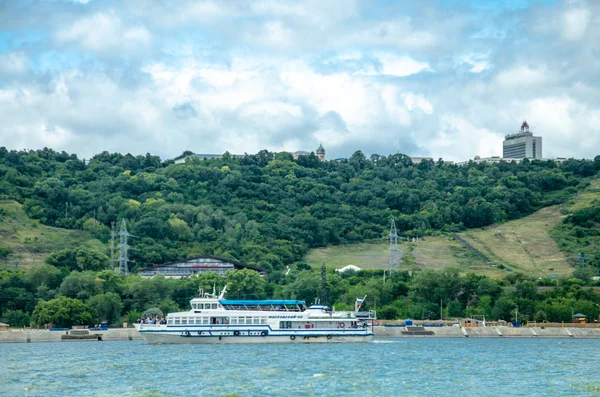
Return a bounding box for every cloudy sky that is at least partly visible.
[0,0,598,162]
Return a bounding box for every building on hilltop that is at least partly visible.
[503,121,542,159]
[136,256,266,278]
[316,144,326,161]
[174,153,244,164]
[410,157,433,164]
[293,144,326,161]
[456,155,569,166]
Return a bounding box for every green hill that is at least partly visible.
[0,200,105,270]
[306,178,600,278]
[0,147,598,272]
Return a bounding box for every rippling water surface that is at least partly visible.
[2,338,600,396]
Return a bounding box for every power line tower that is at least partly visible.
[320,262,328,305]
[110,221,116,271]
[117,219,132,276]
[389,220,399,273]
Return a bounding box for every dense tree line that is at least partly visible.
[1,146,600,327]
[2,266,600,327]
[1,147,598,271]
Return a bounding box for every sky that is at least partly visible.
[0,0,598,162]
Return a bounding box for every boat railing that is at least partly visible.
[139,323,163,329]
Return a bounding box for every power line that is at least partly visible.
[117,219,134,276]
[110,221,116,272]
[389,219,399,273]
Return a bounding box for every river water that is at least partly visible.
[1,338,599,396]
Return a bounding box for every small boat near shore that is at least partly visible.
[135,287,375,344]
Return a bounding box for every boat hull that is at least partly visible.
[138,332,373,344]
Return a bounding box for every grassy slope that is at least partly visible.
[305,236,493,275]
[548,178,600,263]
[306,179,600,278]
[461,206,570,277]
[0,200,105,269]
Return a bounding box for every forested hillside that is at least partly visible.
[1,146,600,326]
[1,147,598,271]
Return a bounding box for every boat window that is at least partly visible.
[231,318,238,325]
[167,319,173,325]
[202,317,209,325]
[261,318,267,324]
[279,321,292,329]
[181,318,188,325]
[253,317,260,324]
[192,304,197,310]
[245,317,252,325]
[174,318,181,325]
[195,318,202,325]
[211,303,218,309]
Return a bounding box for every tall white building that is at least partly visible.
[502,121,542,159]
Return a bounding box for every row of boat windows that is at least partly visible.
[168,317,269,325]
[221,304,303,312]
[191,303,219,310]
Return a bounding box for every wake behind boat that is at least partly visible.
[135,286,376,344]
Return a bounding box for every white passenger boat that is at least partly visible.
[135,287,376,344]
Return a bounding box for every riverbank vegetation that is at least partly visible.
[1,266,600,327]
[1,147,600,326]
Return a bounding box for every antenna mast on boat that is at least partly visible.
[218,284,227,299]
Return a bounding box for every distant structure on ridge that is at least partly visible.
[293,144,326,161]
[137,256,266,278]
[174,153,244,164]
[502,121,542,160]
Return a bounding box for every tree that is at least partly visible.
[59,271,103,299]
[1,309,31,327]
[23,264,62,290]
[45,247,109,272]
[142,307,163,319]
[87,292,123,325]
[32,297,96,328]
[169,215,193,241]
[74,247,110,272]
[225,269,266,299]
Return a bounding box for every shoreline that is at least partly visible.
[374,325,600,338]
[0,328,142,343]
[3,325,600,343]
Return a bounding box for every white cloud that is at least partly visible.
[562,7,591,40]
[56,12,151,51]
[433,116,503,161]
[261,20,293,47]
[0,53,27,74]
[402,93,433,115]
[2,0,600,163]
[454,53,491,73]
[346,19,439,50]
[376,53,431,77]
[495,66,551,87]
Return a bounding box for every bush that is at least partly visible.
[1,309,31,327]
[126,310,142,326]
[142,307,163,319]
[31,297,96,328]
[0,246,11,258]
